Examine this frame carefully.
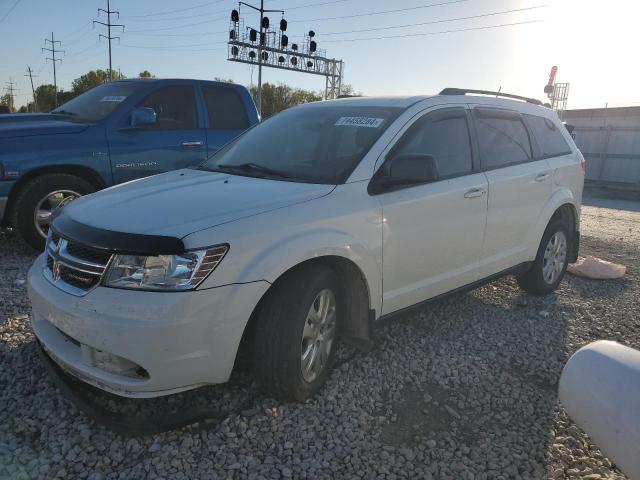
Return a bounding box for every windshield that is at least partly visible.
[200,105,402,184]
[51,82,141,122]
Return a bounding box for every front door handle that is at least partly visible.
[464,187,486,199]
[181,141,204,147]
[535,172,551,182]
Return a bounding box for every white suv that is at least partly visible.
[28,89,584,401]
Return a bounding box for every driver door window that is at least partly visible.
[136,86,198,130]
[391,108,473,179]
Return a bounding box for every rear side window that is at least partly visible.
[474,109,532,168]
[523,114,572,158]
[137,86,198,130]
[393,107,473,178]
[203,87,249,130]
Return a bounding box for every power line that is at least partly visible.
[292,0,470,22]
[0,0,22,26]
[322,19,544,43]
[123,10,226,23]
[320,5,548,35]
[126,30,225,37]
[93,0,124,81]
[120,41,225,49]
[280,0,351,11]
[42,32,64,107]
[127,17,225,33]
[126,0,225,18]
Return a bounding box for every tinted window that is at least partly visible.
[137,86,198,130]
[201,106,401,184]
[393,108,473,178]
[524,114,572,157]
[51,82,141,122]
[203,86,249,129]
[474,110,532,168]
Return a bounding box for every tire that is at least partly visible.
[253,264,341,401]
[517,221,571,296]
[11,173,96,250]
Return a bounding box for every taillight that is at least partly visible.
[580,154,586,176]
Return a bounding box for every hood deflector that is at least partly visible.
[52,213,185,256]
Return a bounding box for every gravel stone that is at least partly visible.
[0,202,638,479]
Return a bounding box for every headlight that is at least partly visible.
[104,245,228,291]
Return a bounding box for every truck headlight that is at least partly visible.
[104,245,228,291]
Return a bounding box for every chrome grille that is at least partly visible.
[43,231,112,296]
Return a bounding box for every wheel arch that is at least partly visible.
[527,188,580,260]
[4,165,106,226]
[233,254,374,373]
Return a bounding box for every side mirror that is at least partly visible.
[370,153,438,194]
[131,107,157,128]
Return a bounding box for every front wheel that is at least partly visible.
[11,174,96,250]
[517,222,570,295]
[253,264,341,401]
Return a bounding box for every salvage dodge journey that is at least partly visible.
[28,88,584,401]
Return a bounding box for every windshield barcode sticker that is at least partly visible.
[335,117,385,128]
[100,95,127,102]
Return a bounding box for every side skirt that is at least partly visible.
[373,262,533,327]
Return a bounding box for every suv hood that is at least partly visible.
[0,113,90,138]
[62,169,335,239]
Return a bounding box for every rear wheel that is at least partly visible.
[253,264,340,401]
[517,221,570,295]
[11,174,96,250]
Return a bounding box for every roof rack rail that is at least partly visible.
[439,88,543,106]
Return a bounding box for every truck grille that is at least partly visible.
[43,232,112,296]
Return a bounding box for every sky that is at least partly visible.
[1,0,639,110]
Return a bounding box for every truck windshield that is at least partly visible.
[200,105,402,184]
[51,82,141,123]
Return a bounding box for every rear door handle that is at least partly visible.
[464,187,486,199]
[535,172,551,182]
[181,141,204,147]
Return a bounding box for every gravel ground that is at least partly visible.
[1,203,639,480]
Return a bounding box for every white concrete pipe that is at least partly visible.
[559,340,640,479]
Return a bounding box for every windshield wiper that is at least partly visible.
[214,163,294,180]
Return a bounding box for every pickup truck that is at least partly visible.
[0,78,259,249]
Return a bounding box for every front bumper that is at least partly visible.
[28,255,270,398]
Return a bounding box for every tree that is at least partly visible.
[339,83,361,97]
[214,77,234,83]
[139,70,154,78]
[249,82,322,118]
[71,69,125,95]
[0,93,13,112]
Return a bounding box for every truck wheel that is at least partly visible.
[253,264,341,401]
[11,174,96,250]
[517,221,570,296]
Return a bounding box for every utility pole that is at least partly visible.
[4,78,18,112]
[42,32,64,107]
[93,0,124,81]
[239,1,284,116]
[24,65,38,112]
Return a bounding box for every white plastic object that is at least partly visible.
[559,341,640,479]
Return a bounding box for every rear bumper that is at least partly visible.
[28,254,270,398]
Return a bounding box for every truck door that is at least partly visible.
[201,84,251,157]
[108,84,207,184]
